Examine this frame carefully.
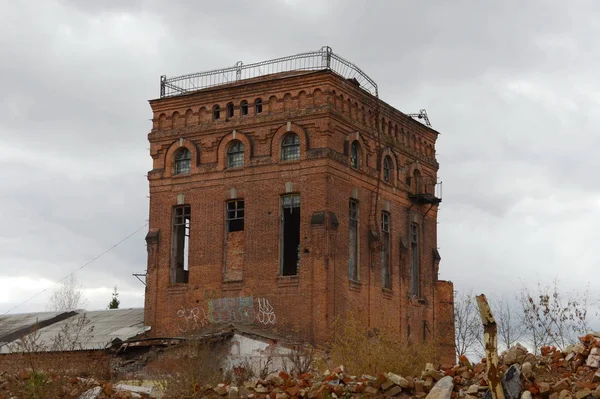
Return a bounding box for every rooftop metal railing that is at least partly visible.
[159,46,378,98]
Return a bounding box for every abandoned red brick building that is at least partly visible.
[144,47,455,360]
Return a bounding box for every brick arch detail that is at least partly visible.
[270,123,308,162]
[216,131,253,170]
[163,138,200,177]
[406,161,424,177]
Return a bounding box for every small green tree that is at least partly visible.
[108,285,120,309]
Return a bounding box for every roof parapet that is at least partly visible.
[160,46,378,99]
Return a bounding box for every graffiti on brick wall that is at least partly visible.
[209,296,256,324]
[177,306,209,333]
[176,296,276,333]
[256,298,276,325]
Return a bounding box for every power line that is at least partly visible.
[1,222,148,316]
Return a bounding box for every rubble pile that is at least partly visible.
[1,332,599,399]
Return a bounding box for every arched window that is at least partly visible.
[413,169,422,193]
[226,102,234,118]
[227,140,244,168]
[350,141,360,169]
[213,105,220,120]
[240,100,248,116]
[255,98,263,114]
[383,156,392,183]
[281,133,300,161]
[174,147,191,175]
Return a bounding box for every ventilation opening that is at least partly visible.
[282,195,300,276]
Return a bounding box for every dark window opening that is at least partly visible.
[410,223,420,296]
[349,200,359,281]
[350,141,360,169]
[281,133,300,161]
[255,98,263,114]
[174,147,191,175]
[381,211,391,289]
[383,156,392,183]
[413,169,422,193]
[226,102,234,118]
[281,194,300,276]
[227,140,244,168]
[172,205,191,283]
[227,200,244,232]
[240,100,248,116]
[213,105,220,120]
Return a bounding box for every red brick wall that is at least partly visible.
[144,70,454,359]
[0,350,111,377]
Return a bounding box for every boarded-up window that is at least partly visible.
[225,200,245,281]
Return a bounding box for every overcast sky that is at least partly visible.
[1,0,598,319]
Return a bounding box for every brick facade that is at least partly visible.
[143,69,455,362]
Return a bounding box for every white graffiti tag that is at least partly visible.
[176,297,276,331]
[256,298,276,325]
[176,306,208,332]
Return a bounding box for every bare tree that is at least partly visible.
[454,290,483,359]
[519,279,592,353]
[50,313,95,351]
[48,274,87,311]
[492,296,525,351]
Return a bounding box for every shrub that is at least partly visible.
[329,313,440,376]
[149,340,227,399]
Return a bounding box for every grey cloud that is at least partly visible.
[2,0,599,315]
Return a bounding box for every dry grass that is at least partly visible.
[148,340,227,399]
[329,313,440,377]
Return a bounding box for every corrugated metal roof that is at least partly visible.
[0,308,145,353]
[0,311,74,346]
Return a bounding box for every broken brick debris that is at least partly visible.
[1,332,599,398]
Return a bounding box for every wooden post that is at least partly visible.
[476,294,504,399]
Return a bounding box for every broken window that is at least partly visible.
[410,223,420,296]
[240,100,249,116]
[227,140,244,168]
[226,200,244,232]
[349,199,359,281]
[172,205,191,284]
[383,156,392,183]
[226,102,234,118]
[350,141,360,169]
[213,105,220,120]
[255,98,263,114]
[281,194,300,276]
[281,133,300,161]
[174,147,191,175]
[381,211,391,289]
